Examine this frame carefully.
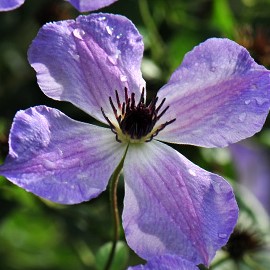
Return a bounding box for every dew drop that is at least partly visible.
[116,33,123,39]
[251,84,258,90]
[238,112,247,122]
[43,159,56,170]
[73,28,85,40]
[72,54,80,61]
[107,55,117,65]
[98,16,107,21]
[57,148,63,157]
[210,66,216,72]
[120,74,128,82]
[218,233,227,239]
[213,182,222,193]
[107,50,121,65]
[255,97,268,106]
[244,99,251,105]
[106,25,113,35]
[188,169,197,176]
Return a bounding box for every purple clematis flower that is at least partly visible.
[127,254,199,270]
[0,0,117,12]
[1,13,270,266]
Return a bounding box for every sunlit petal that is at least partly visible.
[0,106,126,204]
[28,13,145,123]
[157,38,270,147]
[123,141,238,265]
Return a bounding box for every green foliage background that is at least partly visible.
[0,0,270,269]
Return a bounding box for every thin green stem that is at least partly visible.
[103,145,129,270]
[138,0,165,61]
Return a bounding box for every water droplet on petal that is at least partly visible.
[57,148,63,157]
[188,169,196,176]
[98,16,107,21]
[239,112,247,122]
[116,33,123,39]
[120,74,128,82]
[218,233,228,239]
[244,100,251,105]
[255,97,268,106]
[210,66,216,72]
[251,84,258,90]
[107,55,117,65]
[106,25,113,35]
[107,50,121,66]
[43,159,56,170]
[73,28,85,40]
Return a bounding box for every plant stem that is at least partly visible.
[103,146,128,270]
[138,0,165,62]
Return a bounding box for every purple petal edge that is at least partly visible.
[68,0,118,12]
[123,141,238,265]
[28,13,145,124]
[0,0,24,11]
[156,38,270,147]
[127,254,199,270]
[0,106,127,204]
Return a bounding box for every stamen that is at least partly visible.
[109,97,118,118]
[131,93,135,109]
[101,88,176,143]
[157,105,170,120]
[124,87,129,104]
[121,102,126,116]
[148,96,158,111]
[115,90,121,109]
[101,107,117,135]
[138,87,145,104]
[155,98,166,113]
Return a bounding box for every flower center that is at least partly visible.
[101,88,176,143]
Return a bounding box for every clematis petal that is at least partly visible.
[28,13,145,123]
[68,0,118,12]
[0,106,126,204]
[127,254,199,270]
[0,0,24,11]
[123,140,238,265]
[156,38,270,147]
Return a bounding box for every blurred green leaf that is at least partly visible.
[211,0,236,38]
[95,241,129,270]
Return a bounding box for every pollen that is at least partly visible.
[101,87,176,143]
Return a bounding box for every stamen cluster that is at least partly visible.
[101,88,175,143]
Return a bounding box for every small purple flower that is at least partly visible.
[0,0,24,11]
[230,140,270,214]
[1,13,270,266]
[0,0,117,12]
[127,255,199,270]
[69,0,118,12]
